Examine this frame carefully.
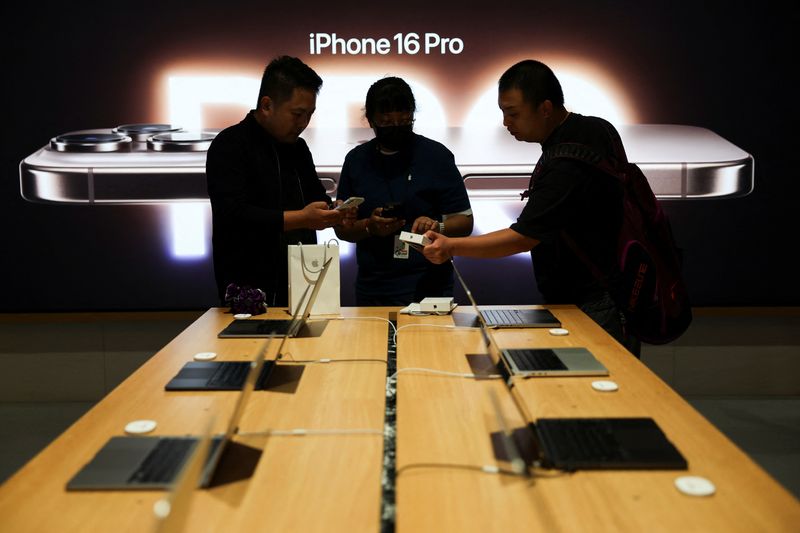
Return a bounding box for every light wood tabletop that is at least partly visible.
[0,307,394,533]
[394,305,800,533]
[2,305,798,533]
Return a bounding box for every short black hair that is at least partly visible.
[364,77,416,123]
[257,56,323,107]
[498,60,564,108]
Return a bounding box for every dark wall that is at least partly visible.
[2,1,796,310]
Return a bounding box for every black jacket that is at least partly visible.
[206,112,329,305]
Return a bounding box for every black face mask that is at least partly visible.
[375,124,413,152]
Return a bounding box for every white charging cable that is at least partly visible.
[392,324,479,344]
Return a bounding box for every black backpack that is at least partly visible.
[539,133,692,345]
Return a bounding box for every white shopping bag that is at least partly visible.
[288,241,341,316]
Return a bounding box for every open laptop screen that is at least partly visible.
[450,259,515,380]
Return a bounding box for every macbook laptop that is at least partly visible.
[66,340,270,490]
[489,388,687,471]
[480,308,561,329]
[403,243,558,328]
[165,286,308,391]
[533,417,688,471]
[217,257,333,338]
[152,418,214,533]
[452,259,608,378]
[483,335,686,472]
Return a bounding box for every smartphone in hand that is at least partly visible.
[335,196,365,210]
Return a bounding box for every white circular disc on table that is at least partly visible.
[233,313,252,319]
[591,380,619,392]
[675,476,716,497]
[153,499,172,518]
[548,328,570,336]
[124,420,157,434]
[193,352,217,361]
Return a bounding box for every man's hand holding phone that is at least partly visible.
[365,206,405,237]
[302,201,345,230]
[333,197,362,228]
[335,196,364,211]
[380,202,403,219]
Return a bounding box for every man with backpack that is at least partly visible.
[422,59,646,355]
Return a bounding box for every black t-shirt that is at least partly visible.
[206,112,329,305]
[510,113,623,304]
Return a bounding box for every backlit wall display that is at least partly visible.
[3,1,794,310]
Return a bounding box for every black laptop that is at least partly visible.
[484,344,686,471]
[480,308,561,328]
[164,359,275,391]
[164,286,307,391]
[66,341,270,490]
[533,417,688,471]
[218,257,333,338]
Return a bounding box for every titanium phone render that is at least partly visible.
[19,124,753,204]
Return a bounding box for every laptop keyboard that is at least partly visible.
[539,419,625,462]
[506,349,568,371]
[208,362,251,388]
[482,309,523,325]
[128,438,194,484]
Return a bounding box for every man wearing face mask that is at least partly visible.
[335,77,473,306]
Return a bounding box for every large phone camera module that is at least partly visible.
[147,132,217,152]
[50,133,133,153]
[112,123,182,142]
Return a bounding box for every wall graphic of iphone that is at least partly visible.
[448,125,753,200]
[20,124,752,204]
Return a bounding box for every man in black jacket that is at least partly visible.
[422,59,639,355]
[206,56,351,306]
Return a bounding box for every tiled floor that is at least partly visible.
[0,402,94,484]
[1,397,798,501]
[686,396,800,499]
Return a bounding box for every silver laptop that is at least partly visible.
[66,339,271,490]
[452,259,608,377]
[217,257,333,338]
